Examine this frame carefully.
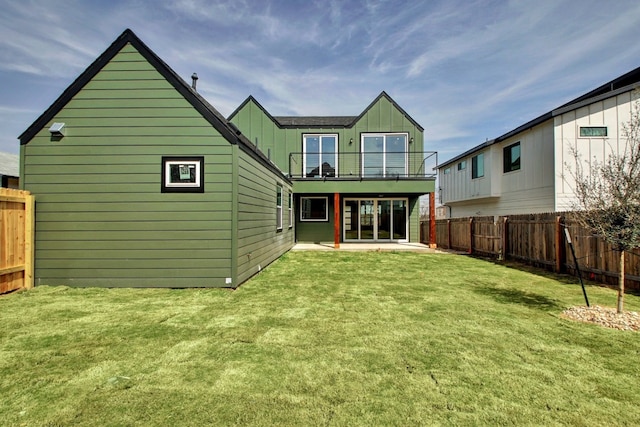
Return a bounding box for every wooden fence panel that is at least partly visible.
[472,216,502,257]
[431,211,639,292]
[507,213,558,269]
[1,188,34,294]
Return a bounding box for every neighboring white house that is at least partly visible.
[0,152,19,188]
[437,66,640,218]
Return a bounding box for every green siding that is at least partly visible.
[231,94,432,245]
[236,148,294,284]
[22,43,235,288]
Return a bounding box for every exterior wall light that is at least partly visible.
[48,122,65,137]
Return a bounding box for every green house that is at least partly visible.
[228,93,436,245]
[19,29,294,288]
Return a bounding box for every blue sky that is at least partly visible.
[2,0,640,164]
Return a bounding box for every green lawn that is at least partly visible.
[1,252,639,426]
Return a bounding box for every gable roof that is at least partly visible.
[0,152,19,177]
[438,65,640,169]
[229,91,424,131]
[19,29,289,182]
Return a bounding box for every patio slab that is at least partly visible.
[291,242,441,252]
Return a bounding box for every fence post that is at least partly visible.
[429,192,436,248]
[501,216,509,260]
[555,215,565,273]
[447,219,452,249]
[469,217,474,254]
[24,193,35,289]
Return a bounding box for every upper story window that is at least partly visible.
[161,156,204,193]
[362,133,408,177]
[472,153,484,179]
[579,126,607,137]
[304,134,337,178]
[503,142,521,173]
[457,161,466,171]
[444,167,451,174]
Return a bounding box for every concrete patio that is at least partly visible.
[291,242,441,252]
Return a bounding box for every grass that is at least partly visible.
[1,251,639,426]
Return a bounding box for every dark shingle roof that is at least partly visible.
[273,116,357,127]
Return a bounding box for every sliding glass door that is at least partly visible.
[343,198,408,242]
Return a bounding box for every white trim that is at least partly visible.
[361,133,408,178]
[276,185,283,230]
[343,197,409,242]
[302,134,339,178]
[164,160,201,188]
[300,196,329,222]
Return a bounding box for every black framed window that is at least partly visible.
[503,142,521,173]
[457,160,466,171]
[579,126,607,137]
[161,156,204,193]
[472,153,484,179]
[300,197,328,221]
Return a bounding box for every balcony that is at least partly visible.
[288,151,437,180]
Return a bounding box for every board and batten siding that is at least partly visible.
[21,44,235,287]
[236,148,294,284]
[440,120,555,218]
[230,95,425,176]
[554,90,634,211]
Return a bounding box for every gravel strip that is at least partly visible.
[562,305,640,331]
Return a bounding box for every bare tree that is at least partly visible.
[566,94,640,313]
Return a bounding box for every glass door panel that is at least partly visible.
[377,200,391,240]
[344,200,359,240]
[393,200,407,240]
[386,135,407,177]
[360,200,375,240]
[362,136,384,177]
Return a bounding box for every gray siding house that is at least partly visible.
[19,29,294,288]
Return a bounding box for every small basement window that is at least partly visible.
[301,197,328,221]
[161,156,204,193]
[579,126,607,137]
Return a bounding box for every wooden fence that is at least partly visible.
[1,188,35,294]
[421,212,640,291]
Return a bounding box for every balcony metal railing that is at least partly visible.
[288,151,437,179]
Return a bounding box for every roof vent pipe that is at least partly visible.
[191,73,198,91]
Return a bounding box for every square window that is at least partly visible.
[300,197,328,221]
[457,161,466,171]
[579,126,607,137]
[161,156,204,193]
[444,167,451,175]
[503,142,521,173]
[472,153,484,179]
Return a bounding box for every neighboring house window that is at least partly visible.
[457,161,466,171]
[288,192,293,228]
[276,185,283,230]
[304,134,337,177]
[161,156,204,193]
[579,126,607,137]
[300,197,328,221]
[444,167,451,174]
[362,133,408,177]
[472,153,484,179]
[503,142,521,173]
